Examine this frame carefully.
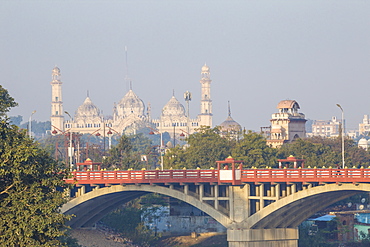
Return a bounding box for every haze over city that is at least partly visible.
[1,1,370,131]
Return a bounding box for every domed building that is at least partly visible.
[266,100,306,148]
[68,96,104,134]
[219,101,242,139]
[51,64,214,138]
[358,138,370,151]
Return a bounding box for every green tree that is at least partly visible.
[20,120,51,138]
[103,134,154,170]
[231,131,277,168]
[0,86,17,117]
[277,137,370,168]
[9,115,22,126]
[164,126,234,169]
[0,86,71,246]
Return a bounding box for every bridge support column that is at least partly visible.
[227,228,298,247]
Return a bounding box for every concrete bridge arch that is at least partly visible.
[244,183,370,230]
[61,184,232,229]
[62,182,370,246]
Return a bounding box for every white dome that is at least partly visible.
[201,64,210,73]
[162,96,186,117]
[359,138,368,146]
[219,116,242,132]
[117,90,145,117]
[52,66,60,74]
[75,97,102,119]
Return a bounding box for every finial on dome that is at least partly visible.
[130,81,132,90]
[87,90,89,97]
[173,89,175,97]
[228,101,231,117]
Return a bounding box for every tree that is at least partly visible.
[277,137,370,168]
[164,126,234,169]
[9,115,22,126]
[231,131,277,168]
[0,86,71,246]
[103,134,154,170]
[0,86,17,117]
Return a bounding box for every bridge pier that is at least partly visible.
[227,228,298,247]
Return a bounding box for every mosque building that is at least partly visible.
[218,101,242,139]
[266,100,306,148]
[50,64,215,139]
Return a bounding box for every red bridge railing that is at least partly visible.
[65,169,219,185]
[241,169,370,183]
[65,168,370,185]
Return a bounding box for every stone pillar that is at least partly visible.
[227,228,298,247]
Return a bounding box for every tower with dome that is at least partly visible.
[50,64,214,138]
[50,67,64,131]
[266,100,306,148]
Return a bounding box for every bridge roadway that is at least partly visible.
[63,168,370,247]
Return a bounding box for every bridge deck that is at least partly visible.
[65,168,370,185]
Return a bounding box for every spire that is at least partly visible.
[228,101,231,117]
[124,45,131,91]
[125,46,129,82]
[173,89,175,97]
[130,81,132,90]
[87,90,89,97]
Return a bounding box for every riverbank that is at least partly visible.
[70,224,227,247]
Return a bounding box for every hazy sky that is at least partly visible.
[1,1,370,131]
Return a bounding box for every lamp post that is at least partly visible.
[65,111,73,170]
[336,104,345,169]
[184,91,192,136]
[28,110,36,137]
[149,129,164,170]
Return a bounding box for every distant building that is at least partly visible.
[310,117,342,138]
[358,138,370,151]
[50,64,214,138]
[359,115,370,136]
[266,100,306,148]
[219,101,242,139]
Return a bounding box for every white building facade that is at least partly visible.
[50,64,213,138]
[310,117,342,138]
[266,100,306,148]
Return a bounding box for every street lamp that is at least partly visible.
[149,129,164,170]
[336,104,345,169]
[28,110,36,137]
[65,111,73,170]
[184,91,192,136]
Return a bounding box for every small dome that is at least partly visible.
[52,66,60,74]
[201,64,210,73]
[219,116,242,133]
[162,96,186,117]
[75,97,102,119]
[118,89,145,117]
[277,100,300,110]
[359,138,368,146]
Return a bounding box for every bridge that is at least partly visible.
[62,157,370,247]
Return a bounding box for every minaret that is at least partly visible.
[50,66,64,131]
[199,64,212,127]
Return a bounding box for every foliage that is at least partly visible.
[101,206,142,235]
[0,86,71,246]
[101,194,167,246]
[298,223,336,247]
[19,120,51,138]
[232,131,277,168]
[9,115,22,126]
[164,126,234,169]
[0,85,17,117]
[103,133,154,170]
[277,137,370,168]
